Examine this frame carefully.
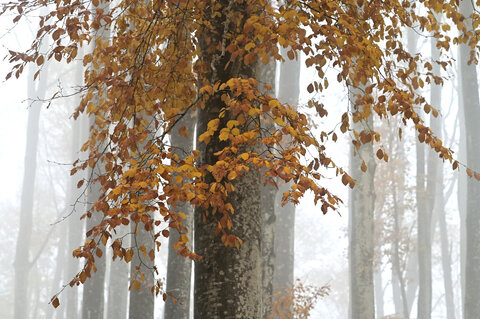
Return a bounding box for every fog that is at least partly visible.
[0,1,477,319]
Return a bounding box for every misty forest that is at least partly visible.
[2,0,480,318]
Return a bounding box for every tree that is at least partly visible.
[458,1,480,318]
[348,84,376,319]
[3,0,480,317]
[13,64,46,319]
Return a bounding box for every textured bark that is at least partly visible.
[164,111,195,319]
[348,88,376,319]
[272,46,300,309]
[458,2,480,318]
[194,2,262,318]
[13,66,44,319]
[257,57,277,318]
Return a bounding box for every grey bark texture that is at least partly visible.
[194,2,262,318]
[13,66,45,319]
[458,2,480,318]
[164,111,195,319]
[348,88,376,319]
[107,239,129,319]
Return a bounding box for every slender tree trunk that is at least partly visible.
[392,183,409,318]
[128,221,155,319]
[13,66,45,319]
[348,87,376,319]
[374,271,384,318]
[458,2,480,318]
[82,136,107,319]
[164,112,195,319]
[272,46,301,309]
[194,2,262,318]
[257,57,277,318]
[107,246,129,319]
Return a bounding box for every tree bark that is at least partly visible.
[458,2,480,318]
[257,56,277,318]
[164,112,195,319]
[348,87,376,319]
[194,2,262,318]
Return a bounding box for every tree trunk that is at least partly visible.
[257,57,277,318]
[107,246,129,319]
[374,271,384,318]
[458,2,480,318]
[194,2,262,318]
[82,139,107,319]
[348,87,376,319]
[164,112,195,319]
[128,222,155,319]
[13,66,44,319]
[271,46,301,311]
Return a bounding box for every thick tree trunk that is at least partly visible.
[107,243,129,319]
[13,66,44,319]
[194,2,262,318]
[348,88,376,319]
[164,112,195,319]
[458,2,480,318]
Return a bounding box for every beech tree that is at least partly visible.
[3,0,480,317]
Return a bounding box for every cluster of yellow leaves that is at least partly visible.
[4,0,480,307]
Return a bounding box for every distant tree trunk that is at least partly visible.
[13,66,45,319]
[458,2,480,318]
[374,271,384,318]
[348,87,376,319]
[456,10,468,317]
[429,34,455,319]
[128,221,155,319]
[437,168,455,319]
[164,112,195,319]
[392,182,409,318]
[82,132,107,319]
[107,246,129,319]
[257,57,277,318]
[272,46,301,308]
[82,5,109,318]
[66,59,86,319]
[406,26,432,319]
[194,2,262,318]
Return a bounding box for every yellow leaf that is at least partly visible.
[178,212,187,219]
[240,153,249,161]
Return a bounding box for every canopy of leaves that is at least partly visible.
[2,0,480,305]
